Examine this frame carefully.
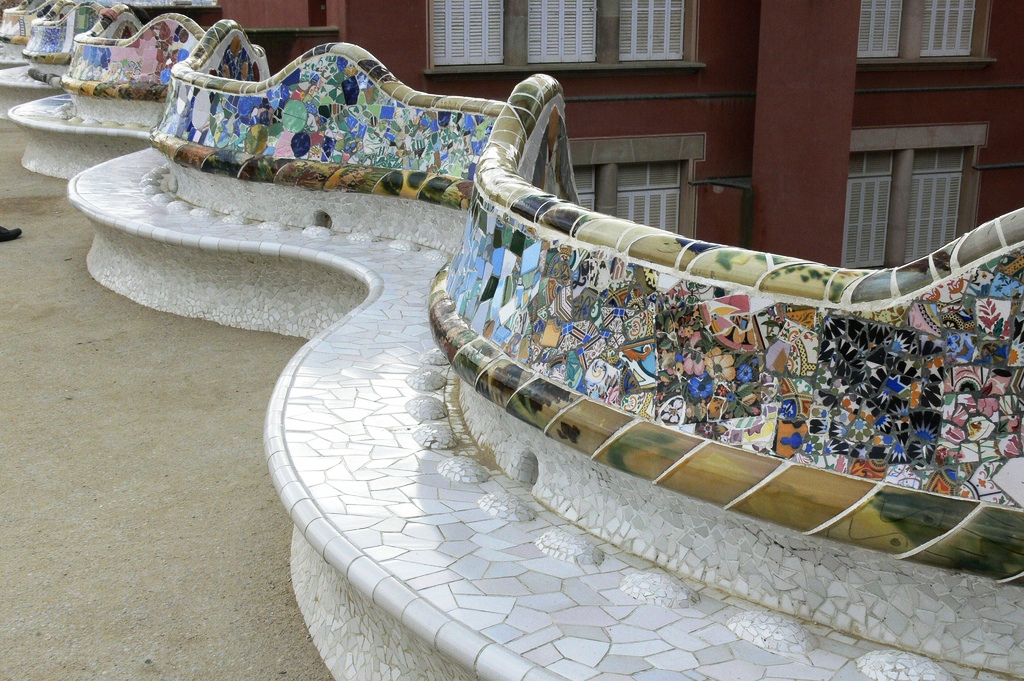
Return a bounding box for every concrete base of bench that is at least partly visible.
[0,41,24,68]
[0,65,54,119]
[72,94,164,128]
[169,163,465,254]
[8,95,150,178]
[67,150,980,681]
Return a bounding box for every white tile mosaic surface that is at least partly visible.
[169,163,466,254]
[69,151,1010,681]
[458,382,1024,676]
[0,64,53,119]
[10,95,149,178]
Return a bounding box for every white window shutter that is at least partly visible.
[858,0,902,58]
[529,0,596,63]
[921,0,974,56]
[843,152,893,268]
[615,162,681,231]
[843,177,891,268]
[905,148,962,261]
[620,0,684,61]
[574,166,596,210]
[433,0,503,66]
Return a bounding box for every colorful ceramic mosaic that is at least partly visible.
[22,0,106,65]
[153,29,503,209]
[62,7,202,101]
[0,0,54,47]
[427,73,1024,581]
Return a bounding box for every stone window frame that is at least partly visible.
[847,123,988,267]
[570,133,705,237]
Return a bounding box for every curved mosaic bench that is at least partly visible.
[0,0,49,64]
[429,73,1024,674]
[7,5,162,177]
[0,0,54,115]
[21,0,109,78]
[65,44,1024,680]
[151,33,501,250]
[72,144,984,681]
[0,0,27,66]
[61,6,203,123]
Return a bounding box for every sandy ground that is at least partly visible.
[0,121,333,679]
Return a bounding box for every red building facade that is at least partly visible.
[215,1,1024,268]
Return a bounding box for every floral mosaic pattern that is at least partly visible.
[153,32,503,208]
[63,8,201,101]
[23,1,104,65]
[445,74,1024,515]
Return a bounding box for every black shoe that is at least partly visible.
[0,227,22,242]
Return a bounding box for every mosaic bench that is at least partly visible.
[21,0,107,79]
[432,73,1024,676]
[0,0,55,116]
[63,42,1024,681]
[7,4,155,177]
[151,30,501,250]
[69,144,979,681]
[60,6,205,125]
[0,0,49,65]
[8,10,247,177]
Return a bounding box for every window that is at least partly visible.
[620,0,684,61]
[857,0,983,60]
[431,0,503,65]
[858,0,902,58]
[616,162,681,231]
[920,0,975,56]
[843,152,892,268]
[574,166,596,210]
[430,0,695,68]
[528,0,596,63]
[905,148,962,261]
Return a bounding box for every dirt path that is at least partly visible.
[0,120,333,680]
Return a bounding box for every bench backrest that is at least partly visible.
[63,6,202,98]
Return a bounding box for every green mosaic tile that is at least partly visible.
[818,485,977,555]
[689,249,770,287]
[657,443,782,506]
[506,379,579,431]
[758,263,834,300]
[912,506,1024,580]
[475,359,533,409]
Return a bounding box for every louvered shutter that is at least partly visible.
[858,0,902,58]
[433,0,503,66]
[905,148,962,261]
[921,0,974,56]
[842,152,892,268]
[528,0,596,63]
[620,0,684,61]
[574,166,596,210]
[615,162,680,231]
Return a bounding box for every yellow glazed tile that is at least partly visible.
[548,400,634,456]
[688,249,770,287]
[731,467,875,532]
[594,422,702,481]
[657,443,782,506]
